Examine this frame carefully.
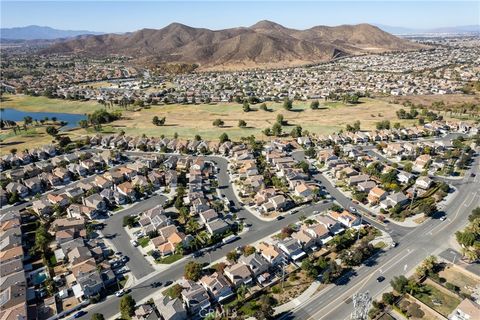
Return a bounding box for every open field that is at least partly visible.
[1,94,104,114]
[414,284,461,317]
[97,98,422,141]
[380,93,480,106]
[0,126,57,155]
[439,265,480,297]
[1,95,461,149]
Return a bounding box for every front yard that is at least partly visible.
[438,265,480,297]
[413,283,461,317]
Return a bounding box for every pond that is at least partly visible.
[0,108,87,129]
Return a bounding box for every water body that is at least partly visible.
[0,108,87,129]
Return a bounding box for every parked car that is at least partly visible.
[130,240,139,247]
[349,207,358,213]
[151,281,162,288]
[376,276,385,282]
[73,311,87,318]
[115,289,126,297]
[440,216,447,221]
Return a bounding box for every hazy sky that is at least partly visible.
[1,1,479,32]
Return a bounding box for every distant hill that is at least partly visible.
[376,24,480,35]
[0,25,103,40]
[42,20,425,70]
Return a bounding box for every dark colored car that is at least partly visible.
[164,280,173,286]
[276,216,285,220]
[376,276,385,282]
[73,311,87,318]
[151,281,162,288]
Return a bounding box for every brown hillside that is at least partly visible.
[43,20,426,70]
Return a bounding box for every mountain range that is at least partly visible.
[40,20,424,70]
[0,25,103,40]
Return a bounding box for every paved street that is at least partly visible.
[102,194,168,279]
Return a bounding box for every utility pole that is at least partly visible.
[351,291,372,320]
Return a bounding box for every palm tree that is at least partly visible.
[237,284,248,300]
[406,280,422,295]
[186,219,200,234]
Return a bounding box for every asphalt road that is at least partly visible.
[282,149,480,320]
[101,194,168,279]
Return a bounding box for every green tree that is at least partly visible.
[34,224,51,253]
[260,103,268,111]
[91,313,105,320]
[184,261,202,281]
[243,101,251,112]
[255,295,275,319]
[290,126,303,138]
[226,250,239,262]
[120,294,136,320]
[403,162,413,172]
[122,216,136,228]
[46,126,58,136]
[305,147,316,158]
[310,100,320,110]
[272,123,282,136]
[238,120,247,128]
[213,119,224,127]
[283,98,293,111]
[382,292,396,305]
[390,275,409,294]
[276,114,284,124]
[219,132,229,143]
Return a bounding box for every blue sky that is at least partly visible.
[1,1,479,32]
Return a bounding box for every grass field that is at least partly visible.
[2,95,460,148]
[414,284,461,316]
[0,126,58,155]
[1,94,104,114]
[99,98,420,141]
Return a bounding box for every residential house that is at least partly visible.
[380,192,409,209]
[83,194,107,212]
[448,298,480,320]
[32,198,54,215]
[257,242,286,266]
[200,272,234,302]
[5,182,29,198]
[415,176,433,190]
[181,280,211,314]
[329,211,361,228]
[154,296,187,320]
[224,263,253,287]
[238,252,270,278]
[199,209,218,224]
[368,187,387,205]
[277,238,306,261]
[206,220,229,236]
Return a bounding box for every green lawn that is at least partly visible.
[155,253,183,264]
[414,284,461,316]
[138,236,150,248]
[2,94,104,114]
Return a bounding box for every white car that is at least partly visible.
[130,239,139,247]
[115,289,125,297]
[440,216,447,221]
